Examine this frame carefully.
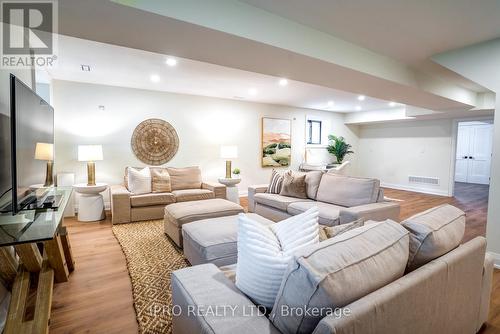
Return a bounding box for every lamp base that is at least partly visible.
[225,160,232,179]
[87,161,96,186]
[43,161,54,187]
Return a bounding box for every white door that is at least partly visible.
[455,123,493,185]
[455,125,472,182]
[468,124,493,184]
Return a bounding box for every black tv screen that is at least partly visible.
[9,74,54,214]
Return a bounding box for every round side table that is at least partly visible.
[73,183,108,222]
[218,178,241,204]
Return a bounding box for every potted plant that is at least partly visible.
[326,135,354,164]
[232,168,241,179]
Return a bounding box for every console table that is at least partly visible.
[0,187,74,334]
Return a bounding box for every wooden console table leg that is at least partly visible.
[14,243,42,272]
[32,262,54,334]
[59,226,75,272]
[0,247,18,287]
[44,235,69,283]
[4,268,30,334]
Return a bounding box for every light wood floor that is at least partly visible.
[49,183,498,333]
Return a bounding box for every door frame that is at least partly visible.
[449,117,494,196]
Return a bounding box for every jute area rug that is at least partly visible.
[112,220,189,334]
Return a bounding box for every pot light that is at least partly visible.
[327,101,334,107]
[166,58,177,67]
[355,106,362,111]
[248,88,258,96]
[357,95,366,101]
[389,101,396,107]
[150,74,160,83]
[278,78,288,86]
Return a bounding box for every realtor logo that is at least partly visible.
[1,0,58,68]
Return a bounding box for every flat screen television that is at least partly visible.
[1,74,54,214]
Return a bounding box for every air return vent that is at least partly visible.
[408,175,440,185]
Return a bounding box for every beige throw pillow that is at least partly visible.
[151,168,172,193]
[319,218,365,241]
[279,171,308,199]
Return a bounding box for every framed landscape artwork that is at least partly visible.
[261,117,292,167]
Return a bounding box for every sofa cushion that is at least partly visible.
[130,192,175,207]
[236,208,320,308]
[151,167,172,193]
[172,189,214,202]
[254,193,312,211]
[287,201,343,226]
[304,170,324,199]
[402,204,465,271]
[167,166,202,190]
[319,218,365,241]
[270,220,409,334]
[316,173,380,207]
[279,171,308,199]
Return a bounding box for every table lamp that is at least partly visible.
[78,145,103,186]
[34,142,54,186]
[220,145,238,178]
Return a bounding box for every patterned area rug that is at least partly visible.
[112,220,189,334]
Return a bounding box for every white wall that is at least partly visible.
[52,80,359,202]
[357,119,454,196]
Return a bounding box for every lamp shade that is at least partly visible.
[78,145,103,161]
[34,142,54,161]
[220,145,238,159]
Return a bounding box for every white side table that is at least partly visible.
[73,183,108,222]
[218,178,241,204]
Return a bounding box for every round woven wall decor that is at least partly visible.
[131,118,179,165]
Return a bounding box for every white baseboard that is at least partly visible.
[487,251,500,269]
[238,190,248,197]
[381,182,450,197]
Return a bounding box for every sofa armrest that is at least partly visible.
[247,184,268,212]
[171,264,279,334]
[478,252,494,331]
[339,201,400,225]
[202,182,226,199]
[110,184,131,224]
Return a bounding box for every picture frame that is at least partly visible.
[261,117,292,167]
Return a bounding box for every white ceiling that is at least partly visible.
[241,0,500,92]
[40,35,400,113]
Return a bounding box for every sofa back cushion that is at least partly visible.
[316,174,380,207]
[167,166,202,190]
[303,170,323,199]
[402,204,465,271]
[150,167,172,193]
[270,220,409,334]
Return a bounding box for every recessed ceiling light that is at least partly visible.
[81,64,91,72]
[357,95,366,101]
[327,101,334,107]
[388,101,396,107]
[150,74,160,83]
[355,106,362,111]
[248,88,258,96]
[278,78,288,86]
[166,58,177,67]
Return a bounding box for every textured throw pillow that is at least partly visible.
[127,167,152,194]
[235,207,320,308]
[280,171,308,199]
[267,169,285,194]
[151,168,172,193]
[319,218,365,241]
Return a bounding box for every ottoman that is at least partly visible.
[164,198,244,248]
[182,213,273,267]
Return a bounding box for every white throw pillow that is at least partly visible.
[235,207,319,308]
[127,167,152,194]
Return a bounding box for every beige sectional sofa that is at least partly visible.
[171,205,493,334]
[248,172,400,225]
[110,166,226,224]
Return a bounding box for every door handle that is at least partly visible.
[463,156,468,159]
[469,156,474,159]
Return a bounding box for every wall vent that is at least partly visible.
[408,175,440,186]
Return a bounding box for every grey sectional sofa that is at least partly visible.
[248,172,400,225]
